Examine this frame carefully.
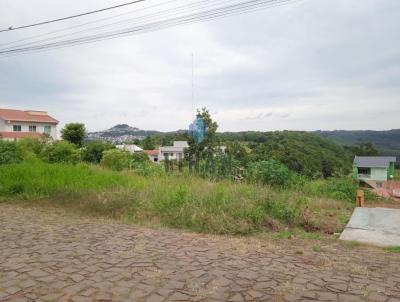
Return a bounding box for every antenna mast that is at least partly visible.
[191,53,195,119]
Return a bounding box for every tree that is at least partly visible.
[61,123,86,147]
[186,108,219,173]
[225,141,249,165]
[346,142,378,157]
[142,136,156,150]
[81,140,114,163]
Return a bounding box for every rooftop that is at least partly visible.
[144,150,159,156]
[354,156,397,168]
[0,108,58,124]
[0,131,44,139]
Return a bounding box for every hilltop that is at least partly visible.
[86,124,162,144]
[314,129,400,158]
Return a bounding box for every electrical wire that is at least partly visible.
[0,0,230,51]
[0,0,147,33]
[0,0,300,57]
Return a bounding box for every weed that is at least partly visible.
[0,161,359,236]
[312,245,322,252]
[384,246,400,253]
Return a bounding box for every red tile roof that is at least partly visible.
[0,108,58,124]
[144,150,159,156]
[0,132,44,139]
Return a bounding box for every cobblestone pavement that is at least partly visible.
[1,204,400,302]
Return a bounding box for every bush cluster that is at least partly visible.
[246,160,294,187]
[0,139,157,174]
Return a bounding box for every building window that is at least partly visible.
[29,125,37,132]
[358,167,371,175]
[13,125,21,132]
[44,125,51,134]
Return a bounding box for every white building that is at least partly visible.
[159,141,188,161]
[116,144,143,153]
[0,108,58,141]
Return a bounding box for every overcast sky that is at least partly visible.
[0,0,399,132]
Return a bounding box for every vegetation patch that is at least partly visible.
[0,161,357,235]
[384,246,400,253]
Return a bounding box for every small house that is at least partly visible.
[353,156,396,181]
[145,150,159,163]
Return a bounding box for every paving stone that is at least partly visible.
[1,204,400,302]
[327,283,348,293]
[42,292,65,301]
[368,292,389,302]
[5,286,21,295]
[169,292,192,301]
[228,293,245,302]
[318,291,338,301]
[145,293,166,302]
[338,294,363,302]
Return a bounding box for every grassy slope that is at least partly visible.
[0,161,357,235]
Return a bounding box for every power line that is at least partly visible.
[0,0,147,33]
[0,0,296,57]
[1,0,293,51]
[0,0,227,51]
[0,0,301,57]
[0,0,181,47]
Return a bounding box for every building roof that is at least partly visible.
[354,156,397,168]
[144,150,159,156]
[0,108,58,124]
[0,131,44,139]
[116,144,143,152]
[173,141,189,148]
[160,146,186,153]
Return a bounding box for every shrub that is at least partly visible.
[16,137,50,160]
[131,152,150,165]
[304,177,376,202]
[246,160,293,187]
[101,149,131,171]
[81,140,114,163]
[41,140,80,164]
[0,141,21,165]
[133,162,166,177]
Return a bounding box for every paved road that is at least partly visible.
[1,204,400,302]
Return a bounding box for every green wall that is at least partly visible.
[388,162,395,179]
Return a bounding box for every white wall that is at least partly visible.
[5,121,57,139]
[371,168,388,181]
[0,119,5,131]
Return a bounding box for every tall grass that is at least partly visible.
[0,161,355,235]
[0,160,134,197]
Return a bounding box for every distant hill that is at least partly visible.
[87,125,400,161]
[86,124,162,144]
[314,129,400,159]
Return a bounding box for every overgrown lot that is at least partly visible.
[0,160,365,235]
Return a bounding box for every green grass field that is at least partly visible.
[0,161,360,235]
